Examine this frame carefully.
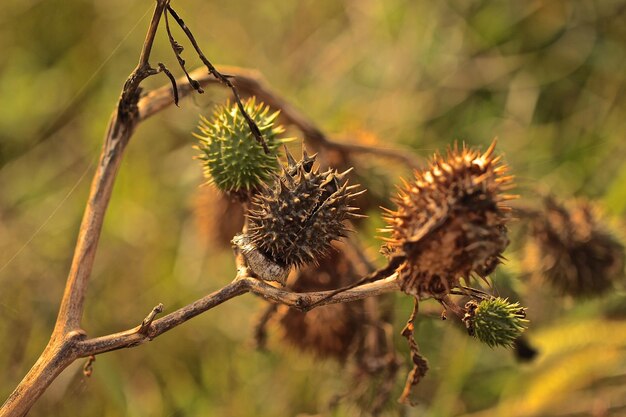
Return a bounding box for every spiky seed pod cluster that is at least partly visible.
[194,98,287,196]
[463,298,528,348]
[278,248,361,359]
[381,141,515,298]
[234,150,364,284]
[526,196,625,297]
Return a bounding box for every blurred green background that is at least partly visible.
[1,1,626,416]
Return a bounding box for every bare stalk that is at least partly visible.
[138,66,423,170]
[55,0,166,339]
[2,269,399,417]
[75,275,400,357]
[0,1,169,415]
[1,5,410,416]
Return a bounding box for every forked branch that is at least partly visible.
[1,2,172,416]
[75,275,400,357]
[0,2,415,415]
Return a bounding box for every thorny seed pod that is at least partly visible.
[233,150,364,284]
[194,98,287,196]
[278,249,361,359]
[526,196,625,297]
[463,297,528,348]
[381,141,515,298]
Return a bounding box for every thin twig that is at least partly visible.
[325,140,423,170]
[244,274,400,311]
[137,66,422,169]
[157,63,179,106]
[163,6,203,94]
[76,279,250,356]
[307,255,405,308]
[138,303,164,335]
[137,2,164,68]
[451,286,491,299]
[74,275,400,357]
[436,295,466,319]
[166,6,269,153]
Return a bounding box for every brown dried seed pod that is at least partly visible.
[381,141,514,299]
[527,196,625,297]
[279,303,359,360]
[278,249,362,360]
[234,149,364,284]
[193,186,244,249]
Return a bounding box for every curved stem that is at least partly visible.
[69,273,399,358]
[55,0,167,338]
[138,66,423,170]
[0,2,169,416]
[75,274,400,357]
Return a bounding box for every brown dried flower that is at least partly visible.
[193,186,245,249]
[278,248,362,360]
[381,141,515,298]
[527,196,625,297]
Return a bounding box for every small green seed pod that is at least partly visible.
[463,297,528,348]
[194,98,287,195]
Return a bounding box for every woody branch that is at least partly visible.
[1,2,171,415]
[0,2,409,415]
[138,66,423,170]
[75,275,400,356]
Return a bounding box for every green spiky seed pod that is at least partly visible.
[463,298,528,348]
[233,150,364,284]
[381,141,515,299]
[194,98,287,195]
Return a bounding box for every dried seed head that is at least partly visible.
[463,297,528,348]
[279,303,359,360]
[193,186,244,249]
[278,249,361,359]
[234,149,364,284]
[527,196,625,297]
[381,141,514,298]
[194,98,287,194]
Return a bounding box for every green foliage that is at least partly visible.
[194,98,286,193]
